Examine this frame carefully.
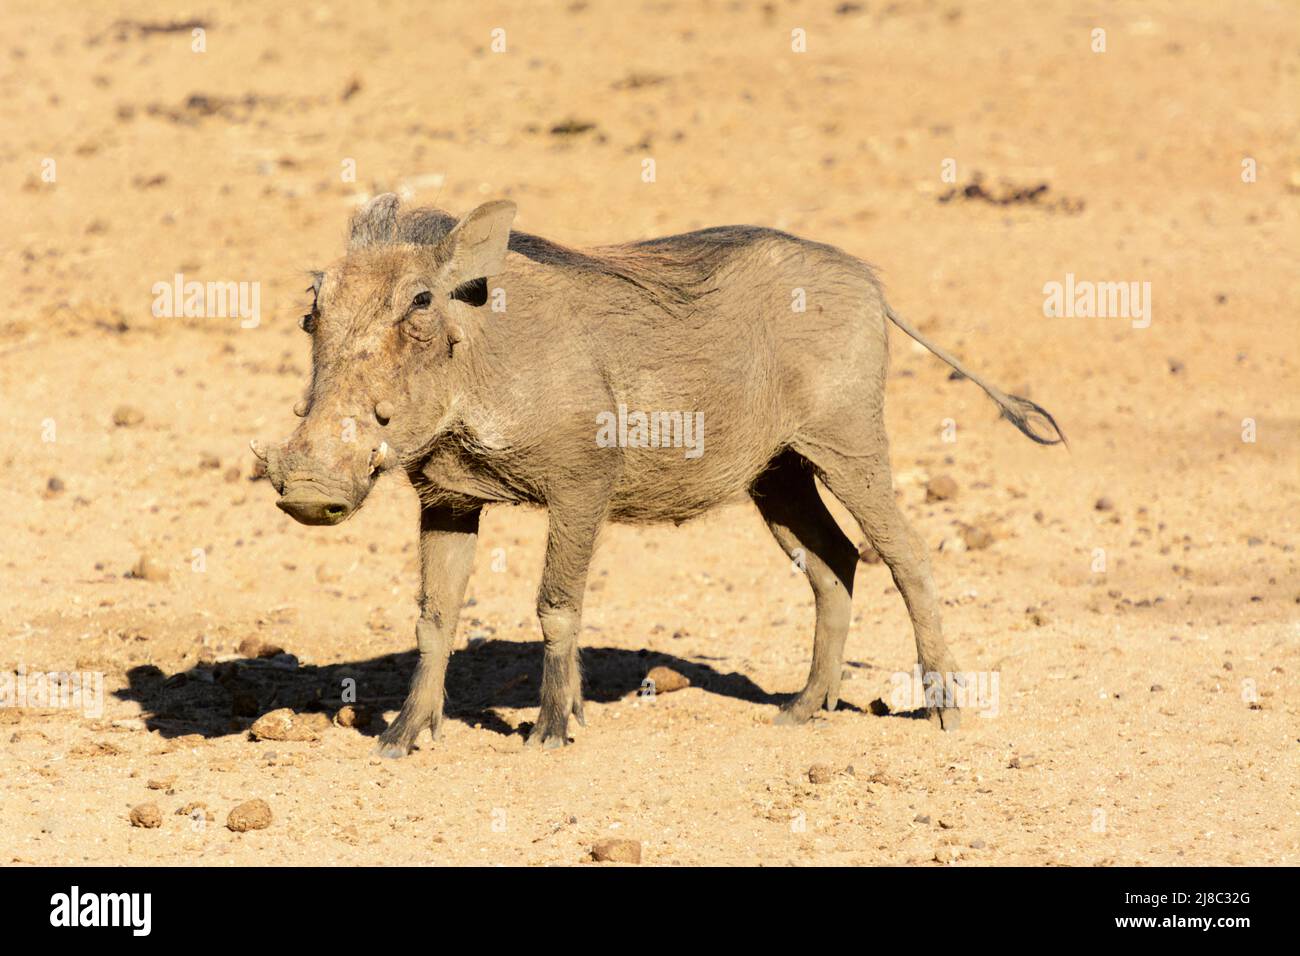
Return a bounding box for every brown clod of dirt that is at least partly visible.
[590,838,641,863]
[926,475,958,502]
[129,803,162,828]
[237,637,285,659]
[226,798,273,832]
[249,708,330,742]
[644,665,690,694]
[111,404,144,427]
[127,554,170,582]
[808,763,835,784]
[335,704,371,728]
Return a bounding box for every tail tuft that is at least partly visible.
[1000,394,1067,446]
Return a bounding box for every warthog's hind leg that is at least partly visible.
[376,505,480,758]
[796,434,963,731]
[750,450,859,725]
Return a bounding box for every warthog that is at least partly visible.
[251,194,1063,756]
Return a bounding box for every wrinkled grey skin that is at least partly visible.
[252,194,1063,756]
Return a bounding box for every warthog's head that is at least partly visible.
[251,193,516,525]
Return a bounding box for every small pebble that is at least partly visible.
[644,665,689,694]
[129,803,162,828]
[925,475,958,503]
[249,708,329,742]
[961,525,993,550]
[112,405,144,427]
[808,763,834,785]
[590,838,641,864]
[226,799,273,832]
[128,554,169,582]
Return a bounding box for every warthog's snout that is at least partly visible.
[275,486,353,525]
[250,437,390,527]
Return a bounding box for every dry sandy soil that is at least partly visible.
[1,0,1297,866]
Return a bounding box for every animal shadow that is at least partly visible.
[114,640,800,741]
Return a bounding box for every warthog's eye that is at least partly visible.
[299,312,316,334]
[411,291,433,310]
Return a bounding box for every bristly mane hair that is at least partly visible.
[392,207,799,318]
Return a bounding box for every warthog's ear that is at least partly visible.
[349,193,401,249]
[440,200,516,286]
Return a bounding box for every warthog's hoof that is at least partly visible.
[524,723,571,749]
[773,688,837,726]
[929,706,961,732]
[374,735,414,758]
[773,706,812,727]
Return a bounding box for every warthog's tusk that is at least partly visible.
[249,438,268,462]
[370,441,389,472]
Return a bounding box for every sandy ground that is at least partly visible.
[1,0,1297,866]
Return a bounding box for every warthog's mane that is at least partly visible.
[395,207,797,317]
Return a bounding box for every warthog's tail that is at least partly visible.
[884,304,1066,446]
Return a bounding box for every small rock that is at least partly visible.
[44,476,65,496]
[1026,608,1049,627]
[913,813,932,825]
[238,637,286,659]
[223,466,241,483]
[644,665,689,694]
[925,475,958,503]
[112,405,144,427]
[198,452,221,469]
[961,525,993,550]
[129,803,162,828]
[1150,684,1164,693]
[933,845,962,863]
[858,543,881,564]
[808,763,835,785]
[146,776,175,791]
[590,838,641,864]
[226,798,272,832]
[335,705,371,728]
[128,554,169,582]
[970,838,986,849]
[1008,753,1038,769]
[249,708,330,742]
[1167,358,1185,374]
[1095,496,1115,512]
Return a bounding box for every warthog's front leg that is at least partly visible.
[526,496,607,749]
[376,504,480,758]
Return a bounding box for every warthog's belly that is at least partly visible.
[605,437,778,524]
